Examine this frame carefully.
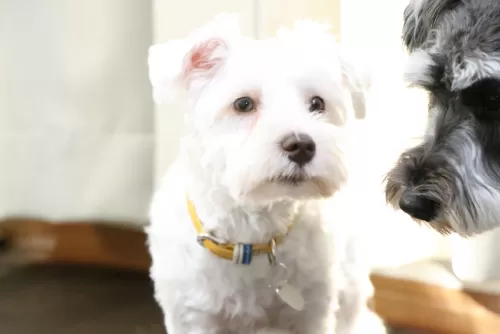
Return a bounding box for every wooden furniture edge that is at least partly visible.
[4,218,500,333]
[0,218,151,271]
[370,272,500,334]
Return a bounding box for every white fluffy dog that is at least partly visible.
[147,14,379,334]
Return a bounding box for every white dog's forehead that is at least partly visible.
[219,40,344,100]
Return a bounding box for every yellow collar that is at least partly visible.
[186,195,294,265]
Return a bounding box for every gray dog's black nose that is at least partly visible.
[399,192,438,222]
[280,133,316,166]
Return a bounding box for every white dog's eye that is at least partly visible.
[309,96,325,113]
[233,96,255,113]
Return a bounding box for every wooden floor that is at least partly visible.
[0,264,166,334]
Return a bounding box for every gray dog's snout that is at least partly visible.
[280,133,316,166]
[399,191,438,222]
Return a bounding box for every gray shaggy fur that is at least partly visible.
[385,0,500,236]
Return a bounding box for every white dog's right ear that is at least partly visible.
[148,40,189,104]
[148,38,228,103]
[148,13,240,104]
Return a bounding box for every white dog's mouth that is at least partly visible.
[243,171,338,202]
[269,173,309,186]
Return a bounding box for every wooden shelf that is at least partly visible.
[371,273,500,334]
[0,218,151,271]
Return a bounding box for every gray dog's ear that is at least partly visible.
[402,1,421,51]
[402,0,462,51]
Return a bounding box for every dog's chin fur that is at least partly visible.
[245,177,338,204]
[147,14,383,334]
[385,0,500,237]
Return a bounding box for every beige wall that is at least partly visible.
[0,1,154,224]
[259,0,340,38]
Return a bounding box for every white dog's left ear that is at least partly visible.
[281,20,371,119]
[340,52,372,120]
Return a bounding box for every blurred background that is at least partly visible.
[1,1,499,334]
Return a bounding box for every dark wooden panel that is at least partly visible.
[0,219,151,271]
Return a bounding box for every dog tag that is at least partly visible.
[276,282,305,311]
[266,238,304,311]
[267,261,289,290]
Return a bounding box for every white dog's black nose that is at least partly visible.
[280,133,316,166]
[399,191,438,222]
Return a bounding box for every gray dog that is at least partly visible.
[385,0,500,237]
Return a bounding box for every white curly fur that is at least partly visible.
[147,14,384,334]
